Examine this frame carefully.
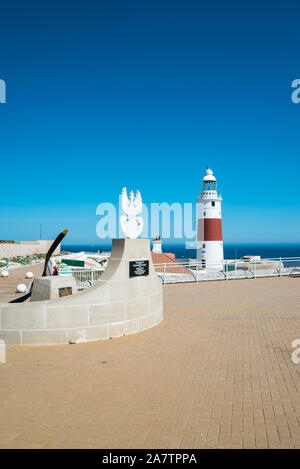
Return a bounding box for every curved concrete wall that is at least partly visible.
[0,239,163,346]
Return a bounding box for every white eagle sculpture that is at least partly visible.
[120,187,144,239]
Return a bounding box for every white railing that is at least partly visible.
[71,257,300,289]
[154,257,300,284]
[72,269,104,290]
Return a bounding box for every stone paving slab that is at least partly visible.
[0,277,300,448]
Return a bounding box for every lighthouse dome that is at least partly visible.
[203,168,216,182]
[201,167,218,194]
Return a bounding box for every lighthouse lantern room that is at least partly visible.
[197,168,224,270]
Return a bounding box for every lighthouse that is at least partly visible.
[197,168,223,270]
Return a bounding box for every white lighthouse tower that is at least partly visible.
[197,168,224,270]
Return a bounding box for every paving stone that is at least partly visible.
[0,277,300,448]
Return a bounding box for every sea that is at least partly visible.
[62,243,300,261]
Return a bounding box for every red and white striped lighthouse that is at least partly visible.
[197,168,223,270]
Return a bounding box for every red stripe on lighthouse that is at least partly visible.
[204,218,223,241]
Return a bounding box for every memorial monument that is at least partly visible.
[0,188,163,346]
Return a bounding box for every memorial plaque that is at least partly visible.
[129,260,149,278]
[58,286,73,297]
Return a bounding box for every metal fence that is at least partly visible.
[71,258,300,289]
[153,257,300,284]
[72,269,103,290]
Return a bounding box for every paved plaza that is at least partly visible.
[0,263,44,303]
[0,276,300,448]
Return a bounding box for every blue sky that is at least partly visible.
[0,0,300,245]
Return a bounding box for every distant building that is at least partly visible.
[152,236,162,254]
[151,237,191,275]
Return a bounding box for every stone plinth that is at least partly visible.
[31,276,78,302]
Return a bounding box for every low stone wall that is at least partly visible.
[0,240,60,259]
[0,239,163,346]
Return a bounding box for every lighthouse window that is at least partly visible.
[203,181,216,191]
[212,201,215,207]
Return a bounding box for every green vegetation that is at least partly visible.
[10,256,28,265]
[7,253,47,265]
